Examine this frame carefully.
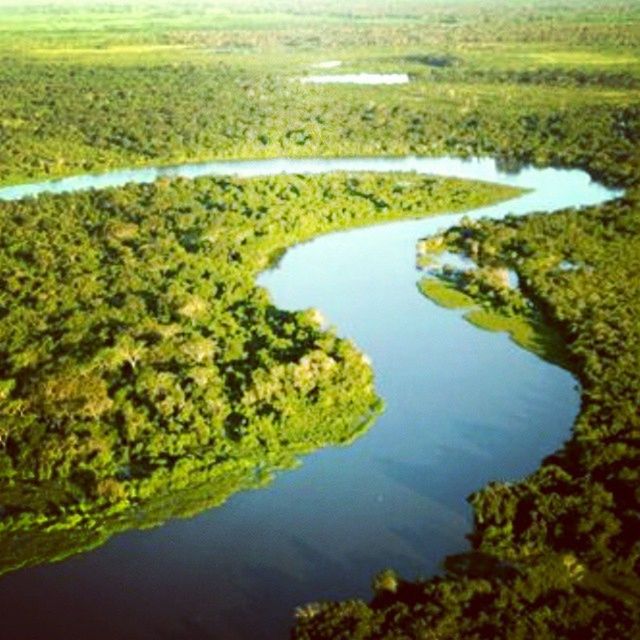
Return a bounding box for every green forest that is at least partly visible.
[296,196,640,639]
[0,0,639,637]
[0,172,516,573]
[0,1,638,188]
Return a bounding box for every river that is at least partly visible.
[0,157,621,639]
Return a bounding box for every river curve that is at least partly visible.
[0,157,622,639]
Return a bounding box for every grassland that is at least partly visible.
[418,274,571,367]
[418,278,477,309]
[0,1,638,188]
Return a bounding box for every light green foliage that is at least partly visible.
[0,0,639,636]
[418,277,476,309]
[0,171,511,574]
[418,246,570,367]
[464,308,568,368]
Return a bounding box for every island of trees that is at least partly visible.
[0,171,515,573]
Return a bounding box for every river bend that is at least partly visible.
[0,157,621,639]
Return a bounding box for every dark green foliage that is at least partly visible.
[0,171,508,574]
[425,65,640,90]
[0,0,639,634]
[457,198,640,573]
[295,554,640,639]
[294,195,640,639]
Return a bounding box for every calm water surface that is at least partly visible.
[299,73,410,84]
[0,157,620,639]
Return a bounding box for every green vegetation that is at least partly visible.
[418,278,476,309]
[0,1,638,189]
[0,171,515,574]
[465,308,568,368]
[0,0,639,637]
[296,194,640,639]
[418,248,571,367]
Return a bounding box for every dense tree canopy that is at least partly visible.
[294,192,640,639]
[0,0,638,635]
[0,171,513,574]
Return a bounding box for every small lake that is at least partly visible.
[0,157,621,639]
[310,60,343,69]
[299,73,410,84]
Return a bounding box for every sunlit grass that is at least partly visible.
[513,50,639,67]
[465,308,570,368]
[419,276,570,368]
[418,278,476,309]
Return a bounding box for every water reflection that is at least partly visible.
[0,156,621,640]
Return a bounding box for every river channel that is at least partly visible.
[0,157,620,639]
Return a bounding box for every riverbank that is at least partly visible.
[0,156,621,638]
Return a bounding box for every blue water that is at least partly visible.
[0,157,621,639]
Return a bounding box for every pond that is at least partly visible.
[0,157,621,639]
[310,60,343,69]
[299,73,410,84]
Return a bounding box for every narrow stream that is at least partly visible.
[0,157,621,639]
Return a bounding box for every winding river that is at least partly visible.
[0,157,621,639]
